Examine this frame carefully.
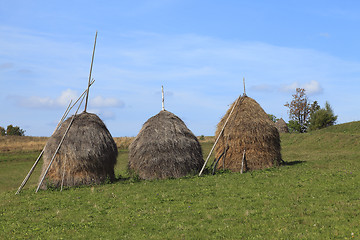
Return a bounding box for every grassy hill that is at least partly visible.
[0,122,359,239]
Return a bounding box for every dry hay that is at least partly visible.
[215,96,283,172]
[39,112,118,189]
[129,110,204,180]
[0,136,48,153]
[113,137,134,149]
[275,118,289,133]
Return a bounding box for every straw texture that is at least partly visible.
[275,118,289,133]
[39,112,117,189]
[129,110,204,180]
[215,96,283,172]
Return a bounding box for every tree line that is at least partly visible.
[0,125,25,136]
[270,88,337,133]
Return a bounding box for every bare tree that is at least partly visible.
[284,88,310,133]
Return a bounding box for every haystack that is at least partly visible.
[39,112,117,189]
[129,110,204,180]
[214,95,282,172]
[275,118,289,133]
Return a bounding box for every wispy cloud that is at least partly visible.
[2,27,360,136]
[17,69,33,74]
[7,88,124,126]
[303,80,323,95]
[87,109,117,120]
[0,62,14,70]
[10,89,78,109]
[250,84,274,92]
[319,32,330,38]
[90,96,125,108]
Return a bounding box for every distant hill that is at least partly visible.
[281,121,360,155]
[311,121,360,134]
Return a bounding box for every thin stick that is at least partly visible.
[57,79,95,130]
[15,100,73,195]
[57,79,96,130]
[243,77,246,96]
[73,78,95,111]
[161,85,165,111]
[15,79,95,194]
[199,96,243,176]
[59,79,94,191]
[241,149,246,174]
[36,94,86,192]
[84,31,98,112]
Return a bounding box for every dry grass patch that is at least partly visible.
[0,136,48,153]
[1,135,212,153]
[113,137,134,149]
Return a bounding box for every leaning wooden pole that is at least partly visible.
[36,94,86,192]
[15,80,96,194]
[72,79,95,111]
[15,100,73,195]
[241,149,246,174]
[84,31,98,112]
[199,95,242,176]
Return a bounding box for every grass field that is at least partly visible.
[0,123,359,239]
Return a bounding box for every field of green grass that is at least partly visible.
[1,122,359,239]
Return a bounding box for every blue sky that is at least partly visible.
[1,0,360,137]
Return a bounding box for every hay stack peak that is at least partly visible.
[275,118,289,133]
[129,110,204,180]
[39,111,117,189]
[215,95,282,172]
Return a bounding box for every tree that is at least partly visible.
[6,125,25,136]
[308,101,337,131]
[0,126,5,136]
[284,88,311,133]
[287,120,301,133]
[309,101,320,116]
[268,114,278,123]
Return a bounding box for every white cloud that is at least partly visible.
[57,89,78,106]
[12,89,78,109]
[281,80,323,95]
[281,82,299,92]
[90,96,124,108]
[10,88,124,114]
[2,28,360,136]
[87,109,116,120]
[303,80,323,95]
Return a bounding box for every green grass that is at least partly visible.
[0,151,43,193]
[1,122,360,239]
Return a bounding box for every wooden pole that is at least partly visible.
[84,31,98,112]
[36,93,86,192]
[161,85,165,111]
[15,79,95,194]
[59,78,94,191]
[73,78,95,111]
[199,95,243,176]
[243,77,246,96]
[241,149,246,174]
[15,100,73,195]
